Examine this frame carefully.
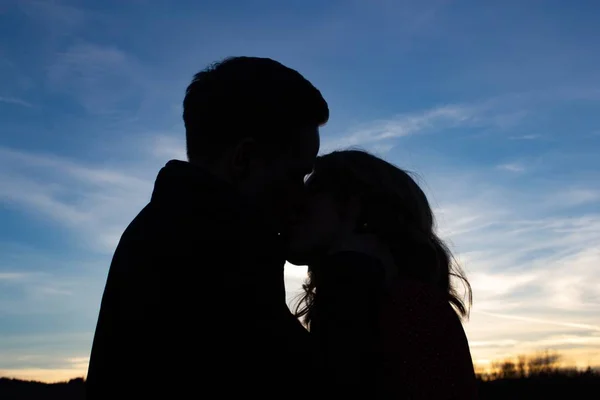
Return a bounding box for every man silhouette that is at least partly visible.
[86,57,328,399]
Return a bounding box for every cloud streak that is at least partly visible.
[0,146,158,253]
[319,94,538,153]
[417,162,600,365]
[477,311,600,332]
[321,85,600,153]
[0,272,30,281]
[510,134,541,140]
[0,96,32,108]
[321,104,478,151]
[47,43,145,115]
[497,162,525,172]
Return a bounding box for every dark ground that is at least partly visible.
[1,375,599,399]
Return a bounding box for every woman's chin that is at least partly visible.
[285,252,310,266]
[286,246,330,267]
[285,244,317,266]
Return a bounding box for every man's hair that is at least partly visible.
[183,56,329,163]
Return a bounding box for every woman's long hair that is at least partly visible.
[294,149,472,327]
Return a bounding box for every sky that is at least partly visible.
[1,0,599,382]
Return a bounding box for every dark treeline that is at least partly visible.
[478,350,593,380]
[476,351,600,399]
[1,372,599,400]
[0,377,84,400]
[477,367,599,399]
[1,351,599,400]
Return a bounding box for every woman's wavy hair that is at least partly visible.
[294,149,472,327]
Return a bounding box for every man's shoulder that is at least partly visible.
[117,199,223,245]
[110,199,244,274]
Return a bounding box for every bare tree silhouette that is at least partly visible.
[517,355,527,379]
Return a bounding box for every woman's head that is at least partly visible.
[286,149,471,321]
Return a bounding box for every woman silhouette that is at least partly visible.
[286,150,478,399]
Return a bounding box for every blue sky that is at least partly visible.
[1,0,599,381]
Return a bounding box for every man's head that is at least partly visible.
[183,56,329,234]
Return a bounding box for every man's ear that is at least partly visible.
[229,138,257,181]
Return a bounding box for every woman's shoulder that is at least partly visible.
[378,278,469,348]
[382,279,455,316]
[378,279,478,398]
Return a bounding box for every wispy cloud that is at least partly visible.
[149,134,187,161]
[468,272,538,297]
[0,146,159,253]
[0,272,80,319]
[321,86,600,154]
[0,138,184,381]
[510,134,541,140]
[549,188,600,207]
[322,104,477,151]
[0,272,30,281]
[47,43,145,115]
[422,165,600,364]
[497,162,526,172]
[0,96,33,108]
[0,353,89,382]
[320,96,536,153]
[477,311,600,332]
